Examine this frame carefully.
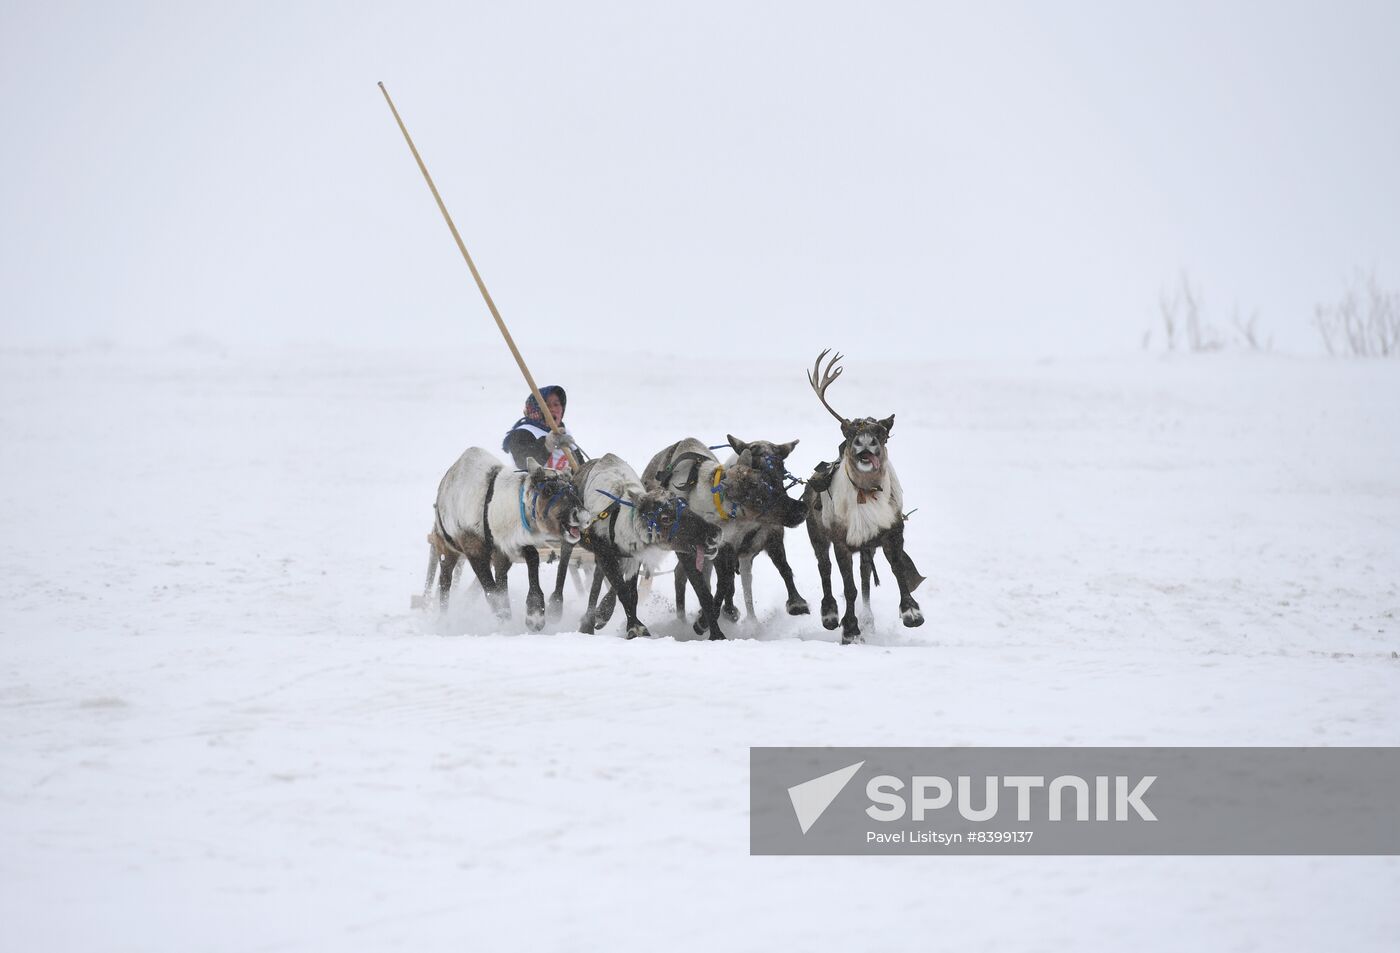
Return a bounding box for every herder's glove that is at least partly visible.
[545,428,576,453]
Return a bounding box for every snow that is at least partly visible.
[2,342,1398,951]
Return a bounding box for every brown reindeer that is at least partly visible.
[643,439,804,635]
[802,350,925,643]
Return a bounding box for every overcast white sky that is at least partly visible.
[2,0,1397,359]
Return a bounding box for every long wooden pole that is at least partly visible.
[378,81,576,468]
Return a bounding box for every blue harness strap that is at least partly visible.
[594,489,635,508]
[542,488,570,518]
[668,497,686,541]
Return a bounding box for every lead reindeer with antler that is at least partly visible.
[803,350,925,643]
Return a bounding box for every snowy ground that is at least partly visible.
[2,342,1398,951]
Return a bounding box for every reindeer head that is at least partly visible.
[726,435,807,528]
[634,487,722,559]
[704,462,773,520]
[524,460,585,544]
[839,415,894,487]
[808,350,895,490]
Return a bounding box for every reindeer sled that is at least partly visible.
[382,91,929,642]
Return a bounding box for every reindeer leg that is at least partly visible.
[673,560,689,622]
[599,556,649,639]
[765,531,809,616]
[595,581,619,626]
[521,545,546,632]
[462,551,507,621]
[437,552,459,612]
[881,525,924,628]
[691,556,719,633]
[628,573,643,623]
[681,555,727,641]
[858,548,875,627]
[713,546,741,622]
[689,554,717,634]
[833,543,862,644]
[492,551,510,589]
[579,562,605,634]
[690,556,722,632]
[739,553,756,620]
[548,542,572,623]
[422,544,441,608]
[491,551,514,621]
[808,520,838,630]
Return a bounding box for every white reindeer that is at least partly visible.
[570,453,723,639]
[427,448,584,631]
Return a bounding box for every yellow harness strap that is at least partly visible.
[711,466,729,521]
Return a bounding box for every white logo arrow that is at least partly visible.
[787,761,865,834]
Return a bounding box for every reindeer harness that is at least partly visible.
[434,463,503,557]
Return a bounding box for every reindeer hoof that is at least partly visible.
[841,630,865,645]
[721,604,740,623]
[526,610,545,632]
[821,598,839,630]
[708,629,728,641]
[693,617,708,636]
[578,613,596,635]
[841,616,861,643]
[596,592,618,626]
[901,605,924,627]
[626,623,651,640]
[786,596,810,616]
[546,595,563,624]
[489,598,511,622]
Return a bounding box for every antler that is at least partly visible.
[807,349,849,425]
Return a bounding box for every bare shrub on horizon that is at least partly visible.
[1231,306,1272,352]
[1150,271,1229,353]
[1314,271,1400,358]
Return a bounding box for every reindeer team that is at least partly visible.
[424,351,924,644]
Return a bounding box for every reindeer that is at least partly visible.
[568,453,724,639]
[643,438,806,634]
[426,448,586,631]
[802,350,925,643]
[711,437,810,621]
